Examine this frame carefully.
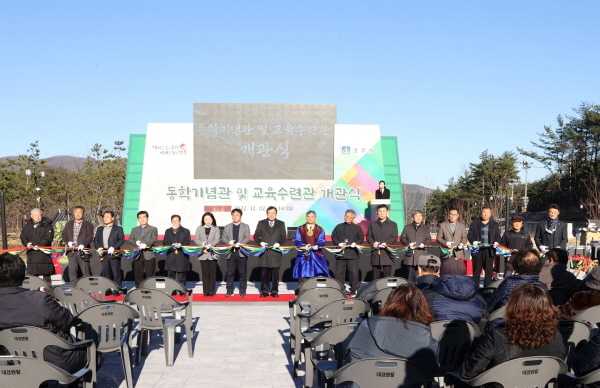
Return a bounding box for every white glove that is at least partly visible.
[458,243,464,249]
[473,241,481,246]
[493,242,499,248]
[27,242,33,248]
[260,242,268,247]
[136,240,141,247]
[172,243,178,248]
[108,247,114,255]
[556,246,561,249]
[175,243,181,249]
[418,243,425,249]
[373,242,379,248]
[139,243,147,249]
[338,243,346,248]
[273,243,280,248]
[409,243,416,249]
[446,242,453,248]
[68,241,74,247]
[312,245,318,250]
[380,242,387,248]
[33,245,39,250]
[229,240,235,245]
[97,247,104,253]
[78,244,84,251]
[539,245,548,252]
[206,244,211,249]
[202,241,207,247]
[234,242,240,248]
[351,242,356,248]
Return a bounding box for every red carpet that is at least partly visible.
[104,293,295,302]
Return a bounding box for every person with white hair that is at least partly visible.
[19,208,55,285]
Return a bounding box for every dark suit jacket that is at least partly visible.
[253,219,287,268]
[534,220,568,249]
[366,218,398,266]
[331,222,364,260]
[128,225,158,260]
[94,225,125,260]
[400,223,431,266]
[62,220,94,257]
[375,188,390,199]
[467,220,502,245]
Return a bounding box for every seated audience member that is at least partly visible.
[344,285,439,371]
[572,330,600,388]
[0,252,103,373]
[460,283,565,385]
[422,275,488,326]
[485,249,546,312]
[415,254,441,289]
[558,266,600,318]
[539,248,580,305]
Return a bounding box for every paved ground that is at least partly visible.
[97,302,306,388]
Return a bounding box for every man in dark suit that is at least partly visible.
[467,207,502,287]
[375,180,390,199]
[221,208,251,297]
[94,210,125,286]
[400,210,431,282]
[62,206,94,283]
[128,211,158,287]
[253,206,287,297]
[366,204,398,279]
[535,204,568,253]
[331,209,364,295]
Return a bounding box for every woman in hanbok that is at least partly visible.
[292,210,330,283]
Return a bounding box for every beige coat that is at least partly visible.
[436,221,468,260]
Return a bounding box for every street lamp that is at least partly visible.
[24,167,45,208]
[522,160,532,212]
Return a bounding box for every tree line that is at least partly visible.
[0,141,127,232]
[425,103,600,225]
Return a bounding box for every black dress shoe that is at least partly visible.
[271,294,280,298]
[260,294,268,298]
[240,293,246,297]
[225,293,233,297]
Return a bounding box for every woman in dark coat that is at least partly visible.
[460,283,565,385]
[163,214,191,284]
[344,284,439,370]
[19,209,55,284]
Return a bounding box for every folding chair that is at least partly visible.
[488,305,507,321]
[321,358,435,388]
[487,279,504,288]
[430,320,480,376]
[124,289,193,366]
[139,276,193,301]
[374,277,409,291]
[368,287,396,316]
[572,305,600,328]
[295,277,346,295]
[566,366,600,386]
[293,298,370,376]
[289,287,347,356]
[0,326,97,388]
[303,322,360,388]
[21,275,51,292]
[0,356,93,388]
[52,286,115,315]
[74,304,139,388]
[72,276,127,300]
[444,356,568,388]
[557,320,592,369]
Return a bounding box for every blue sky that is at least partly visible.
[1,1,598,188]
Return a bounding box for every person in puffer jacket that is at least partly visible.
[422,275,488,326]
[485,248,546,313]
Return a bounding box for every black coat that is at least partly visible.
[93,225,125,260]
[375,188,390,199]
[366,218,398,266]
[467,219,502,245]
[400,223,431,266]
[253,219,287,268]
[534,219,568,249]
[331,222,364,259]
[461,326,565,381]
[572,329,600,388]
[20,217,54,271]
[163,227,191,272]
[0,287,88,374]
[500,229,533,250]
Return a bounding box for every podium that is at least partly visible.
[369,199,391,220]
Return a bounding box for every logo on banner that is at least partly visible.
[341,146,350,154]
